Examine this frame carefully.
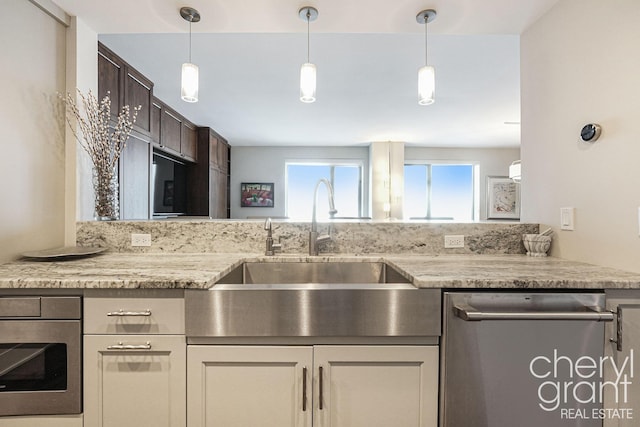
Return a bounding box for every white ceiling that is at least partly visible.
[52,0,561,147]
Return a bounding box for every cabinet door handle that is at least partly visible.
[107,309,152,317]
[609,306,623,352]
[319,366,324,410]
[106,341,152,351]
[302,367,307,412]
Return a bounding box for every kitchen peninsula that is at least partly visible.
[2,220,640,427]
[1,220,639,289]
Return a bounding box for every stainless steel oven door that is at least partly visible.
[0,320,81,416]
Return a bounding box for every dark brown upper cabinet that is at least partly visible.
[98,42,153,137]
[97,44,124,119]
[124,67,153,136]
[150,100,161,143]
[98,41,229,218]
[160,106,182,153]
[153,98,197,163]
[181,121,198,161]
[187,128,229,218]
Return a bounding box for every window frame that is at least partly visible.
[284,160,365,220]
[403,160,480,221]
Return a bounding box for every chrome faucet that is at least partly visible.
[264,218,282,256]
[309,178,338,256]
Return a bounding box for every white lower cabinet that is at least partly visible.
[187,345,313,427]
[187,345,438,427]
[604,291,640,427]
[83,335,186,427]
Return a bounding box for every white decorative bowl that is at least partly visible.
[522,234,551,257]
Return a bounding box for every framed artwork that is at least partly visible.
[486,176,520,219]
[241,182,274,207]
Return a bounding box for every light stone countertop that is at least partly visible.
[0,252,639,290]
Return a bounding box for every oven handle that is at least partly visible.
[453,304,614,321]
[106,342,152,351]
[107,309,152,317]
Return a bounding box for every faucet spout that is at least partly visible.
[264,217,282,256]
[310,179,337,255]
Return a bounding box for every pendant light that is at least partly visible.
[298,6,318,103]
[180,7,200,103]
[416,9,437,105]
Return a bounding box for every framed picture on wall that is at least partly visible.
[486,176,520,219]
[241,182,274,207]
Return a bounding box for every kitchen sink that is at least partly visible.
[185,260,441,339]
[215,261,411,288]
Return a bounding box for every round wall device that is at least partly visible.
[580,123,601,142]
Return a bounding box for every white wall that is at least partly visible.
[521,0,640,272]
[67,17,98,225]
[405,146,520,221]
[230,146,369,219]
[0,0,67,263]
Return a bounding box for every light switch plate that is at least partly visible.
[560,207,575,231]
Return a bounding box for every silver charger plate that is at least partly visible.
[21,246,106,260]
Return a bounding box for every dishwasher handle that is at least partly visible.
[453,303,614,321]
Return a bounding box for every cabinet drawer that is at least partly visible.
[84,290,184,334]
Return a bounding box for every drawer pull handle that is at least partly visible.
[319,366,324,410]
[302,367,307,412]
[107,309,152,317]
[106,342,152,351]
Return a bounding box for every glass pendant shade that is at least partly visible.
[181,62,199,103]
[418,65,435,105]
[300,62,317,103]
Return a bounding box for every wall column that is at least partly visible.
[369,141,404,220]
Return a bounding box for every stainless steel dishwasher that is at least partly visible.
[441,292,614,427]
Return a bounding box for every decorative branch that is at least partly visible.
[61,89,140,172]
[61,89,141,219]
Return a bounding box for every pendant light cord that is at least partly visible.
[424,19,428,65]
[306,11,311,63]
[189,21,192,63]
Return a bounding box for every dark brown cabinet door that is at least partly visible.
[208,166,220,218]
[216,169,228,218]
[188,128,230,218]
[207,169,228,219]
[160,108,182,153]
[124,67,153,136]
[181,121,197,162]
[217,140,229,173]
[208,136,219,169]
[98,45,123,119]
[150,100,161,143]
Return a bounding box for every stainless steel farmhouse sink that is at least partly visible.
[185,261,441,339]
[216,261,411,287]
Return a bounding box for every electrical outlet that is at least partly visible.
[131,233,152,247]
[444,235,465,248]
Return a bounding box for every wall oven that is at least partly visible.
[0,296,81,416]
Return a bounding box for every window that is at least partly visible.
[404,163,476,221]
[286,163,362,220]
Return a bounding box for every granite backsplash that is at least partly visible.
[76,220,539,255]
